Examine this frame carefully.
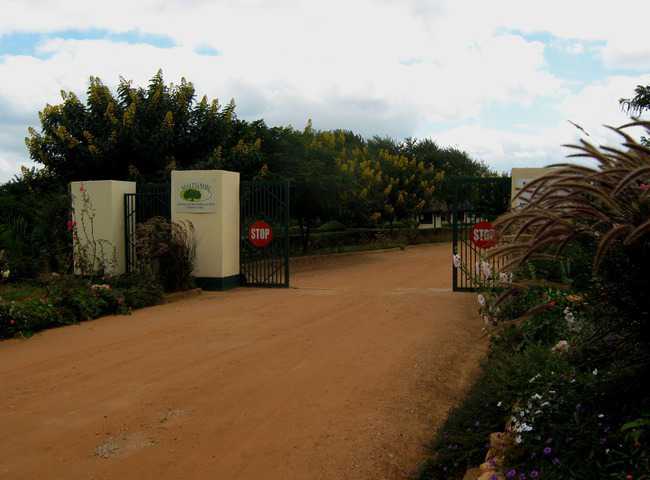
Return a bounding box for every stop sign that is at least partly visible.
[471,221,497,249]
[248,220,273,248]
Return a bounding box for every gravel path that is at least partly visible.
[0,243,486,480]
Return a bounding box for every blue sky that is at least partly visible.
[0,0,648,180]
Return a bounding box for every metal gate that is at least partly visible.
[450,177,511,292]
[124,183,171,273]
[240,181,290,287]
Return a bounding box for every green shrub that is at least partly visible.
[316,220,346,232]
[0,299,62,338]
[419,344,571,479]
[107,273,163,309]
[0,273,163,339]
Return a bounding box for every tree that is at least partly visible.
[26,70,236,183]
[620,84,650,115]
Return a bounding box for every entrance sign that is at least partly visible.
[248,220,273,248]
[175,179,217,213]
[171,170,241,291]
[471,221,497,249]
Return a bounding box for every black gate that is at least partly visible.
[240,181,290,287]
[124,183,171,273]
[450,177,511,292]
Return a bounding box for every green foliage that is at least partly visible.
[620,84,650,115]
[0,167,70,278]
[107,273,164,309]
[491,120,650,330]
[419,292,650,479]
[26,71,237,182]
[0,299,62,337]
[0,273,163,339]
[23,71,491,256]
[422,118,650,478]
[316,220,347,232]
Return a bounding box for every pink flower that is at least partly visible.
[79,184,85,192]
[66,219,76,232]
[640,184,650,191]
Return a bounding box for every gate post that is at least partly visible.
[171,170,240,290]
[70,180,136,275]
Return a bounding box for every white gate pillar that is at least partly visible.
[171,170,240,290]
[70,180,136,275]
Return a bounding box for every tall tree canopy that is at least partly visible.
[26,70,491,186]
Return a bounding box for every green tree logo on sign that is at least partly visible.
[182,188,202,202]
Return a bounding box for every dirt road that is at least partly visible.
[0,243,485,480]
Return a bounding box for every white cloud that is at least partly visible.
[434,75,649,174]
[0,0,648,181]
[602,42,650,71]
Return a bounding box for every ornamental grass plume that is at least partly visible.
[488,120,650,274]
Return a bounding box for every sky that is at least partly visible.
[0,0,649,181]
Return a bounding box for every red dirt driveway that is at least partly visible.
[0,243,485,480]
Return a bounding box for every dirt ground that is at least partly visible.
[0,243,486,480]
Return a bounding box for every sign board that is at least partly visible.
[248,220,273,248]
[471,221,497,249]
[175,179,217,213]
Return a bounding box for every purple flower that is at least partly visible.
[543,447,552,456]
[491,475,498,480]
[530,471,539,478]
[506,470,517,478]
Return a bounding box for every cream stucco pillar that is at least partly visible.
[171,170,240,290]
[511,168,552,208]
[70,180,136,275]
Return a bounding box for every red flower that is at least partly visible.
[79,184,85,192]
[640,184,650,191]
[9,319,15,325]
[548,301,556,307]
[66,219,76,232]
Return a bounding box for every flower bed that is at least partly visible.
[0,273,163,339]
[419,122,650,479]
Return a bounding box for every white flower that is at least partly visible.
[499,271,513,284]
[593,369,598,376]
[598,414,605,418]
[452,254,461,268]
[1,269,9,279]
[515,435,523,444]
[497,401,502,407]
[551,340,570,353]
[480,261,492,279]
[477,294,486,306]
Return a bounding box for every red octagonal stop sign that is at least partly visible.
[248,220,273,248]
[471,221,497,249]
